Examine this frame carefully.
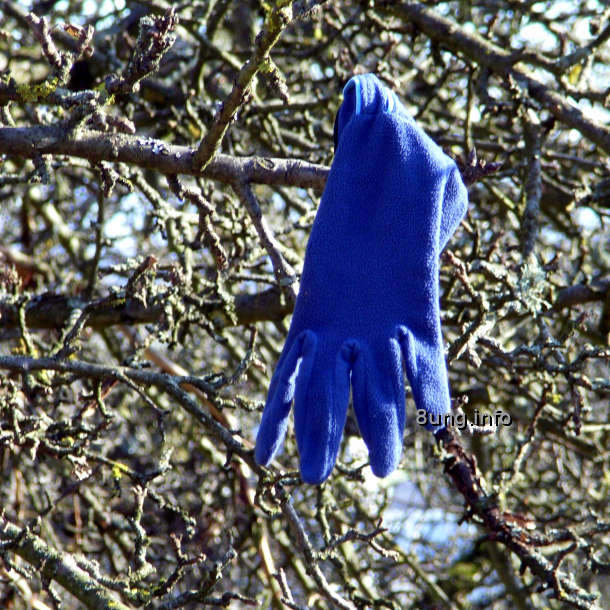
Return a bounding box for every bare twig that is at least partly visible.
[233,180,298,303]
[105,9,177,96]
[281,499,356,610]
[0,354,251,462]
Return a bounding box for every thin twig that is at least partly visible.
[233,180,298,304]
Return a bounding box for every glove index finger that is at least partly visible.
[255,330,317,467]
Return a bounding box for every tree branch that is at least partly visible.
[0,286,293,333]
[380,1,610,155]
[0,518,132,610]
[0,125,328,189]
[2,277,606,335]
[194,1,295,170]
[233,180,298,303]
[0,353,253,464]
[435,428,601,610]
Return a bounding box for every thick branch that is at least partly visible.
[381,1,610,155]
[554,280,610,310]
[0,125,328,189]
[0,287,293,332]
[520,110,543,259]
[0,518,132,610]
[1,279,606,334]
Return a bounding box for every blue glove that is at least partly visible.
[255,74,468,484]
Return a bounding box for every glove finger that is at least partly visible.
[439,166,469,252]
[398,326,451,431]
[293,345,351,484]
[350,338,405,478]
[255,330,317,467]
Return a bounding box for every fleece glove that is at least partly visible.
[255,73,468,484]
